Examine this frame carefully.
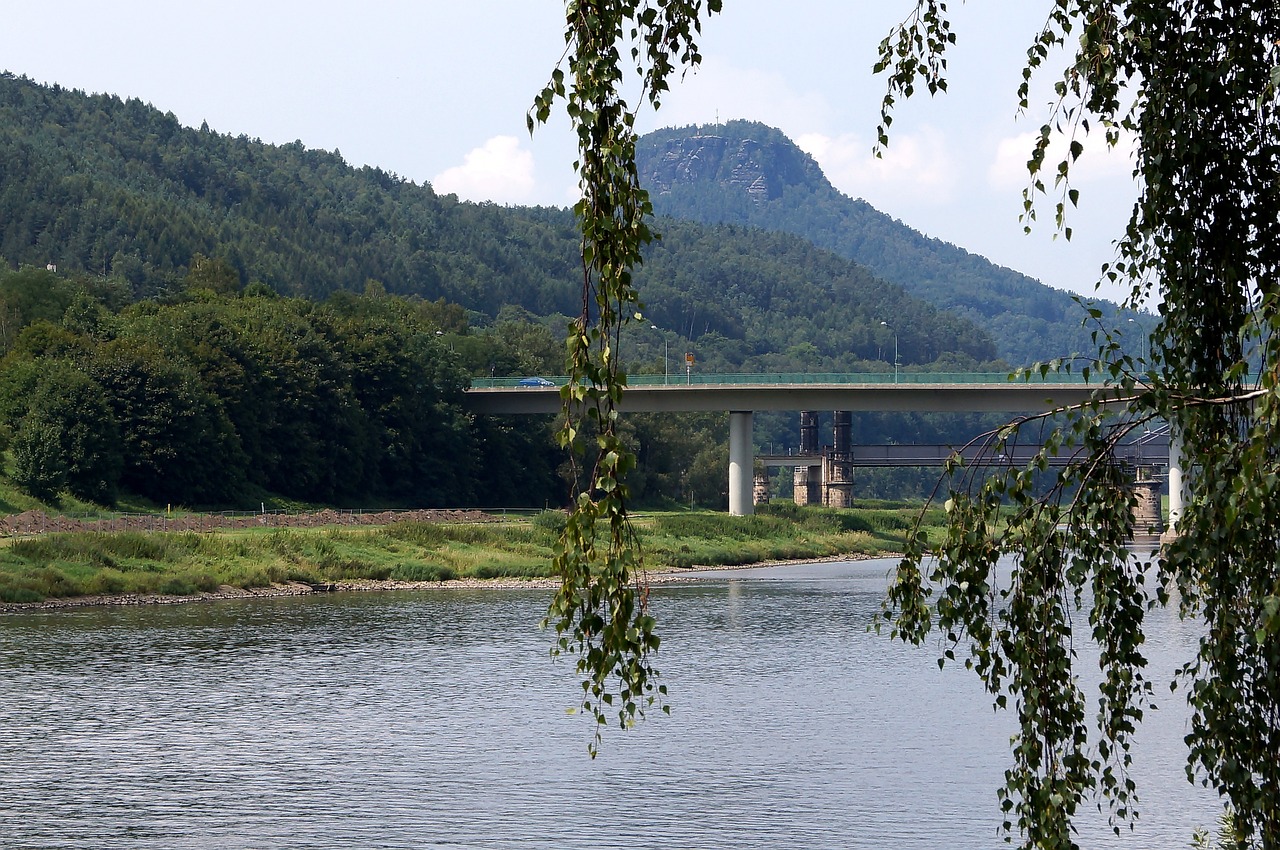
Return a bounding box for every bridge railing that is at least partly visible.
[470,371,1095,388]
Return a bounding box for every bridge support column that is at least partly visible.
[753,471,770,505]
[728,411,754,516]
[795,411,821,506]
[825,411,854,508]
[1164,426,1187,539]
[793,466,819,505]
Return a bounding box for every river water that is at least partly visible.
[0,558,1219,849]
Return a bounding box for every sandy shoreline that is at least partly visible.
[0,553,892,613]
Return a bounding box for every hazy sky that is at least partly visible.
[7,1,1141,302]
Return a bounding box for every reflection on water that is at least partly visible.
[0,559,1216,849]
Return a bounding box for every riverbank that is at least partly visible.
[0,553,893,612]
[0,502,939,611]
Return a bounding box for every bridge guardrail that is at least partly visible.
[470,371,1097,389]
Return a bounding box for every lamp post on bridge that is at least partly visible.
[1128,317,1148,365]
[650,324,668,384]
[880,321,899,383]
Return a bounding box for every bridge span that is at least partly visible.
[463,375,1146,516]
[464,378,1104,416]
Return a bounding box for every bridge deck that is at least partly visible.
[464,382,1117,416]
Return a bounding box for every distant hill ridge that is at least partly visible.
[0,73,1000,373]
[637,120,1125,365]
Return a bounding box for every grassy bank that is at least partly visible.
[0,501,943,604]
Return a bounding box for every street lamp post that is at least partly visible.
[1128,317,1148,365]
[650,324,668,384]
[880,321,898,383]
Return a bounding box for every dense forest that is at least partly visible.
[0,266,785,510]
[636,120,1150,365]
[0,75,1026,510]
[0,268,552,507]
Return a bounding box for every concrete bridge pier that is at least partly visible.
[728,411,754,516]
[1163,426,1187,541]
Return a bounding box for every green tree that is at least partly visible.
[870,4,1280,848]
[16,363,123,505]
[90,339,246,505]
[10,413,67,503]
[325,304,473,505]
[531,0,722,754]
[547,2,1280,847]
[183,253,242,296]
[0,267,80,354]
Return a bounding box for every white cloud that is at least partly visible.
[648,57,834,134]
[796,128,958,206]
[987,128,1137,191]
[432,136,536,204]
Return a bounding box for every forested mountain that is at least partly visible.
[636,121,1132,366]
[0,73,578,311]
[0,72,998,374]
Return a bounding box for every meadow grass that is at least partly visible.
[0,503,934,603]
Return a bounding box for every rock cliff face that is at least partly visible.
[638,129,826,204]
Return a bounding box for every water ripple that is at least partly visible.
[0,560,1215,849]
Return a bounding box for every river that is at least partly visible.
[0,558,1218,849]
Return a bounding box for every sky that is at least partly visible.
[6,1,1142,303]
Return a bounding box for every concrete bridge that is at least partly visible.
[465,373,1105,415]
[465,373,1172,517]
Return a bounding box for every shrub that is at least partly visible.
[158,576,195,595]
[391,562,457,582]
[467,562,550,580]
[0,584,42,603]
[31,567,83,598]
[384,521,446,547]
[84,570,127,595]
[532,510,567,534]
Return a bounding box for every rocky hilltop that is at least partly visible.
[636,121,1140,366]
[640,131,823,203]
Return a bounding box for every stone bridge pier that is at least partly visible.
[789,411,854,508]
[1131,470,1164,537]
[825,411,854,508]
[792,411,821,506]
